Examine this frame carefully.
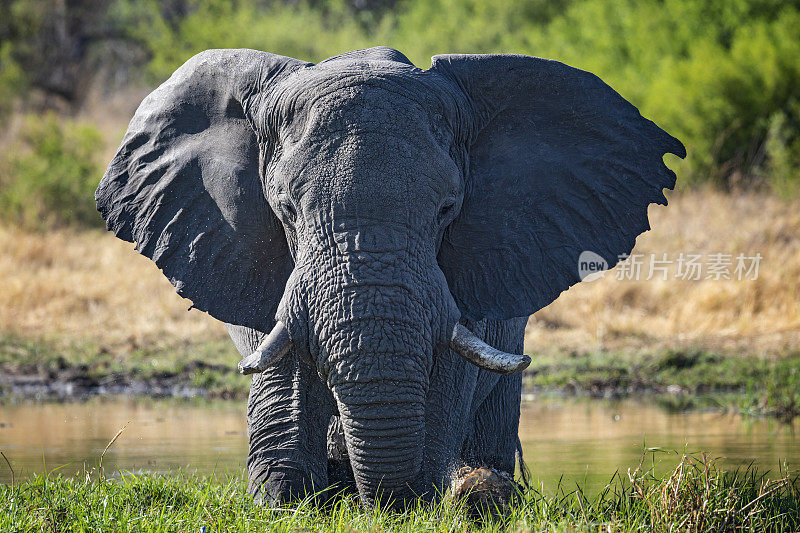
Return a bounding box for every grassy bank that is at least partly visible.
[1,453,797,532]
[524,349,800,422]
[0,334,242,400]
[3,333,800,423]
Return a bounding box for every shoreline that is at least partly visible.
[0,348,779,406]
[1,370,737,403]
[0,365,750,403]
[1,335,797,421]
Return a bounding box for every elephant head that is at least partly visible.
[96,47,684,506]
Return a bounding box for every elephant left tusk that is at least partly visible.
[238,321,293,375]
[450,323,531,375]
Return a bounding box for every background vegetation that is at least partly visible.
[1,0,800,230]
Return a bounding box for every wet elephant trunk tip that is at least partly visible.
[335,392,427,508]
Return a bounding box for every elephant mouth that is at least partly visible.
[236,320,530,376]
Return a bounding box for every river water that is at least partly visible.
[0,398,797,493]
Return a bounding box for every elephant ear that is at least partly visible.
[96,49,309,331]
[431,54,685,321]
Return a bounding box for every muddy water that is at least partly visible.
[0,398,797,493]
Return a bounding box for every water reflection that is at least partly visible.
[0,398,796,493]
[519,399,798,492]
[0,399,249,481]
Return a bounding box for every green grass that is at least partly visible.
[0,333,246,400]
[526,348,760,394]
[1,452,797,531]
[740,358,800,423]
[524,348,800,421]
[3,334,800,422]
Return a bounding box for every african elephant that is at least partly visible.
[96,46,684,508]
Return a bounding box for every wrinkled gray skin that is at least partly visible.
[96,46,684,509]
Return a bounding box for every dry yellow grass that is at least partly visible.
[1,189,798,356]
[0,226,226,349]
[528,189,800,357]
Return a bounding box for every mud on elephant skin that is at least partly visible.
[96,46,684,508]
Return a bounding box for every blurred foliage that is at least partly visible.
[0,113,104,229]
[0,42,26,119]
[0,0,130,112]
[120,0,800,193]
[0,0,799,229]
[743,357,800,423]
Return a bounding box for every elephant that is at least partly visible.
[95,46,684,509]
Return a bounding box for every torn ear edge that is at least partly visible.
[96,49,308,332]
[430,53,685,322]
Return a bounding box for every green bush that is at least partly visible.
[763,109,800,198]
[118,0,800,193]
[0,113,104,229]
[0,42,25,119]
[2,0,800,206]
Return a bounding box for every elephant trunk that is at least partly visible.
[333,382,426,507]
[321,298,433,508]
[300,240,442,507]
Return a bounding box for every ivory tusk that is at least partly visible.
[450,323,531,374]
[237,321,293,375]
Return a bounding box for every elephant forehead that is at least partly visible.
[274,66,458,133]
[283,130,459,221]
[308,85,437,138]
[273,83,462,209]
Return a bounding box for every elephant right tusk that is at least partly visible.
[450,323,531,375]
[237,321,293,375]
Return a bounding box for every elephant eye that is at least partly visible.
[277,193,297,225]
[437,198,457,225]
